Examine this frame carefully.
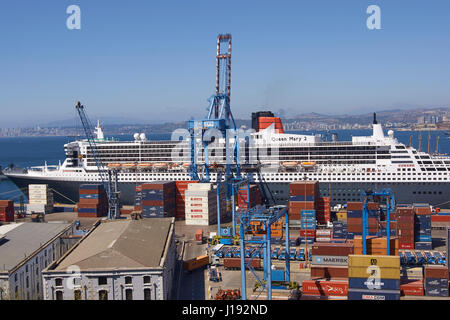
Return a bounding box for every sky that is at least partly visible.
[1,0,450,127]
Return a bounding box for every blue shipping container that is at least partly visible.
[348,278,400,291]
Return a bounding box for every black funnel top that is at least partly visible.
[373,113,378,125]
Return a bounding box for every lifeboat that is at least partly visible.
[182,163,191,168]
[122,163,137,169]
[281,161,298,168]
[301,161,317,168]
[137,163,152,168]
[107,163,121,168]
[153,162,168,169]
[169,163,180,169]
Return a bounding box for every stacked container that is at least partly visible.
[352,236,399,256]
[299,209,316,244]
[237,184,262,210]
[424,265,449,297]
[0,200,14,222]
[316,197,331,224]
[27,184,53,215]
[414,204,432,250]
[315,228,332,242]
[332,221,348,240]
[396,206,415,249]
[288,181,319,221]
[185,183,226,226]
[346,202,379,239]
[141,182,176,218]
[175,180,199,220]
[310,242,353,284]
[134,184,142,212]
[77,184,108,218]
[348,255,401,300]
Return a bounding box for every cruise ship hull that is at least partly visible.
[6,174,450,209]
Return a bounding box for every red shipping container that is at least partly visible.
[300,229,316,237]
[399,243,414,250]
[346,202,363,211]
[431,215,450,223]
[302,280,348,297]
[311,266,348,279]
[425,265,449,279]
[311,243,354,256]
[289,181,319,196]
[289,201,315,212]
[400,279,424,296]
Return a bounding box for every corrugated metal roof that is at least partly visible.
[54,218,173,271]
[0,222,72,272]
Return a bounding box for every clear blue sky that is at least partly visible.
[1,0,450,127]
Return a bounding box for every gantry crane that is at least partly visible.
[237,205,290,300]
[188,34,240,183]
[361,188,395,255]
[75,101,120,219]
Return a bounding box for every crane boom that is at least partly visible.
[75,101,120,219]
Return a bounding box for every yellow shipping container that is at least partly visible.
[336,211,347,220]
[348,266,400,279]
[348,255,400,268]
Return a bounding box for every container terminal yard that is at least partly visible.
[1,34,450,301]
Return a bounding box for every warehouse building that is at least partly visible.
[42,218,176,300]
[0,222,75,300]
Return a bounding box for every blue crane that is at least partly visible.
[361,188,395,255]
[75,101,120,219]
[237,205,290,300]
[187,34,240,184]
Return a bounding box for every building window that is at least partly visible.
[74,290,82,300]
[143,276,150,284]
[55,278,63,287]
[99,290,108,300]
[125,276,132,285]
[144,288,151,300]
[56,291,64,300]
[98,277,107,286]
[125,289,133,300]
[26,276,29,288]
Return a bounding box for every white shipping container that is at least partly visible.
[185,219,211,226]
[316,229,332,236]
[29,199,54,205]
[187,183,212,191]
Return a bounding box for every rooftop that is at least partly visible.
[51,218,174,272]
[0,222,72,273]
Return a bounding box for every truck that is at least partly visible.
[183,255,210,272]
[195,229,203,244]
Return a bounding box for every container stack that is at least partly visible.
[27,184,54,215]
[299,209,316,244]
[424,265,449,297]
[316,197,331,224]
[348,255,401,300]
[315,229,332,242]
[288,181,319,221]
[396,206,415,249]
[414,204,432,250]
[134,185,142,212]
[352,236,399,256]
[237,184,262,210]
[346,202,379,239]
[378,221,397,237]
[0,200,14,222]
[332,221,348,240]
[140,182,176,218]
[309,242,353,283]
[400,266,424,297]
[175,181,199,220]
[185,183,226,226]
[77,184,109,218]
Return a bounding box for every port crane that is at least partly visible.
[188,34,240,183]
[361,188,395,255]
[237,205,290,300]
[75,101,120,219]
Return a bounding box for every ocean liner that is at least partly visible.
[4,114,450,208]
